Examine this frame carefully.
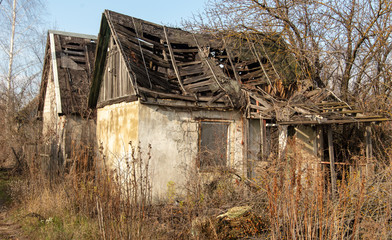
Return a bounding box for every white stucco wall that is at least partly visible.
[96,100,245,200]
[138,104,245,200]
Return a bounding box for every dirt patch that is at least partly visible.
[0,169,24,240]
[0,211,24,240]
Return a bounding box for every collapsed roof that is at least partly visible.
[38,30,97,118]
[88,10,303,109]
[246,88,389,124]
[88,10,389,125]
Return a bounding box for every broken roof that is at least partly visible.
[247,88,390,124]
[88,10,389,125]
[88,10,302,109]
[38,30,97,117]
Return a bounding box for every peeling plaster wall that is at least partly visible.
[138,104,244,200]
[96,101,139,165]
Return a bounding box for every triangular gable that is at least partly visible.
[38,30,97,117]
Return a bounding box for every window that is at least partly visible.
[199,121,230,169]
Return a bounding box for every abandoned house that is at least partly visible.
[88,10,389,199]
[37,30,97,168]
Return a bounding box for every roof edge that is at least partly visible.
[48,30,97,40]
[49,32,63,114]
[88,12,113,109]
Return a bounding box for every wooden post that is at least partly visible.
[314,125,324,175]
[278,125,288,160]
[243,118,249,178]
[328,126,337,199]
[365,124,374,177]
[260,119,266,161]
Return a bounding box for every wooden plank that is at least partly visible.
[207,92,225,105]
[138,86,196,101]
[97,95,138,108]
[177,60,202,67]
[115,23,164,48]
[110,11,217,46]
[140,98,232,110]
[180,64,204,71]
[184,79,214,90]
[239,68,266,80]
[249,94,272,109]
[188,85,212,93]
[242,78,271,86]
[354,115,385,119]
[319,110,362,115]
[179,67,205,77]
[316,102,351,106]
[183,74,211,85]
[223,38,241,83]
[163,26,187,94]
[278,118,390,125]
[171,48,199,53]
[328,126,337,199]
[118,35,171,68]
[63,49,85,56]
[131,16,154,89]
[249,104,270,112]
[249,112,273,119]
[127,62,172,89]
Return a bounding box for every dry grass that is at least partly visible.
[8,140,392,239]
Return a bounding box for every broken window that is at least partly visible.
[199,121,230,170]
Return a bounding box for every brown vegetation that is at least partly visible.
[7,138,392,239]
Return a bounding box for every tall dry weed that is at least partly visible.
[10,139,392,239]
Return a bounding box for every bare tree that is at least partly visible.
[0,0,46,166]
[186,0,392,103]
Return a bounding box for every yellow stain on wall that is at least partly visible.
[96,101,139,165]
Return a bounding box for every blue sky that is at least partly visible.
[46,0,208,36]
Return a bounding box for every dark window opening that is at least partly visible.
[199,121,229,170]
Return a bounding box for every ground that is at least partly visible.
[0,169,24,240]
[0,211,23,240]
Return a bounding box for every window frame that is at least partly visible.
[197,119,231,171]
